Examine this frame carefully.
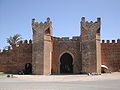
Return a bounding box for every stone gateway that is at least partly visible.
[0,17,120,75]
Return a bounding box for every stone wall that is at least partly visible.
[0,40,32,73]
[101,39,120,71]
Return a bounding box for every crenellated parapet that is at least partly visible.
[0,39,32,53]
[53,36,80,41]
[81,17,101,40]
[81,17,101,30]
[15,39,32,48]
[18,39,32,45]
[101,39,120,44]
[101,39,120,72]
[32,17,52,36]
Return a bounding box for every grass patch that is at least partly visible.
[0,72,6,76]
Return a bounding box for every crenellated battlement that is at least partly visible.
[53,36,80,41]
[17,39,32,47]
[32,17,52,34]
[0,39,32,53]
[101,39,120,44]
[81,17,101,24]
[32,17,52,25]
[81,17,101,41]
[18,39,32,44]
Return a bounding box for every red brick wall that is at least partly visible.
[0,40,32,73]
[101,40,120,71]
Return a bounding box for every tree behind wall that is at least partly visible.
[6,34,22,49]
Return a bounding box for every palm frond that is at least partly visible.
[6,34,22,46]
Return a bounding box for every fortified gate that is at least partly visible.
[32,17,101,75]
[0,17,120,75]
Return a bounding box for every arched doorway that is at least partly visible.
[60,53,73,74]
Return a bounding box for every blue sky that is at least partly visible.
[0,0,120,49]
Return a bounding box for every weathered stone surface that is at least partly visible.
[32,17,52,75]
[81,17,101,73]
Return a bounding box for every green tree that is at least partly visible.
[6,34,22,49]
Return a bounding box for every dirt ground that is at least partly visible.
[0,72,120,90]
[14,72,120,82]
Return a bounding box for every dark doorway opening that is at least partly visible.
[60,53,73,74]
[18,63,32,75]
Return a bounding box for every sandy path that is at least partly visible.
[14,72,120,82]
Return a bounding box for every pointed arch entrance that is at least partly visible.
[60,53,73,74]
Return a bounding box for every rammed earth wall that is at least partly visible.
[0,40,32,73]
